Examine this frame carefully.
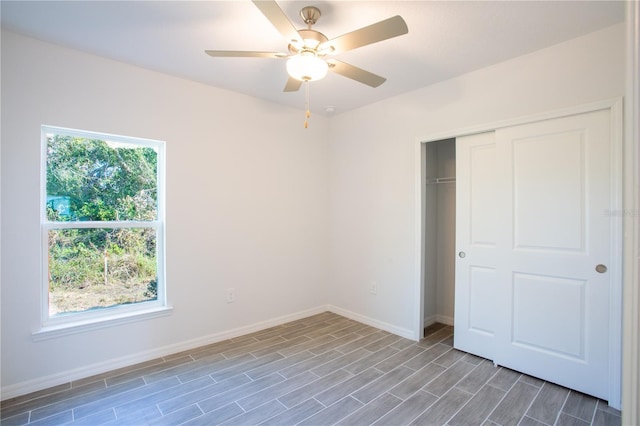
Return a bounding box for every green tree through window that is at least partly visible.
[43,129,164,318]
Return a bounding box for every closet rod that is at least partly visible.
[426,176,456,185]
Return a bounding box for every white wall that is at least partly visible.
[623,2,640,422]
[435,141,455,324]
[422,143,437,325]
[327,23,626,336]
[1,30,330,393]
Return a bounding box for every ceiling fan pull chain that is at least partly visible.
[304,80,311,128]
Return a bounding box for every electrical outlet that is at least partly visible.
[226,288,235,303]
[370,282,377,295]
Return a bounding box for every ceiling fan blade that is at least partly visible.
[205,50,285,58]
[321,15,408,54]
[252,0,301,44]
[327,59,386,88]
[283,77,303,92]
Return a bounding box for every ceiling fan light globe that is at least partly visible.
[286,55,328,82]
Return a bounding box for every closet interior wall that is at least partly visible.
[424,139,456,328]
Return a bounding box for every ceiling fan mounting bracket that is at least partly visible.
[300,6,321,26]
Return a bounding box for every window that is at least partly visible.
[40,126,166,332]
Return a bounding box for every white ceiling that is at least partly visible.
[1,1,625,116]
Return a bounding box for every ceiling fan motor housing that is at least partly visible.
[289,29,329,55]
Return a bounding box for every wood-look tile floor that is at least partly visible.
[1,312,622,426]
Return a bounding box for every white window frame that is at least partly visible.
[36,125,169,339]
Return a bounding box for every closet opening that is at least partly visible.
[422,138,456,338]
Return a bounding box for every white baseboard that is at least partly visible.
[436,314,454,326]
[423,314,454,328]
[327,305,416,341]
[1,305,328,401]
[424,315,437,326]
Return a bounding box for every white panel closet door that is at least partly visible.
[494,109,611,400]
[454,109,612,400]
[453,132,501,361]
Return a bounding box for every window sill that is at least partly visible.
[32,306,173,342]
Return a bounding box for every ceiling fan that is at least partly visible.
[205,0,409,92]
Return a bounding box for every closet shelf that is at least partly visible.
[426,176,456,184]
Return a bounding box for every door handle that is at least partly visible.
[458,251,466,258]
[595,264,607,273]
